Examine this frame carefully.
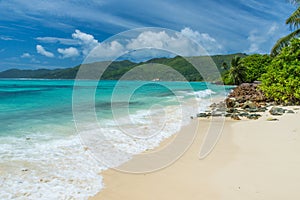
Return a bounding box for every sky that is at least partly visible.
[0,0,296,71]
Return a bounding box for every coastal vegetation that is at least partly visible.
[221,0,300,105]
[261,39,300,104]
[222,54,272,85]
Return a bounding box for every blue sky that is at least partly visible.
[0,0,296,70]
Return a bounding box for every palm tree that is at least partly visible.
[228,56,246,85]
[271,0,300,56]
[222,62,229,70]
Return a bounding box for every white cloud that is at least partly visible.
[125,28,222,56]
[36,37,79,45]
[57,47,80,58]
[72,29,100,55]
[36,44,54,57]
[21,52,32,58]
[267,24,279,35]
[34,28,222,62]
[180,27,223,54]
[246,23,279,54]
[30,57,40,63]
[0,36,13,41]
[88,40,126,60]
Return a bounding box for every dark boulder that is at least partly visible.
[197,113,209,118]
[231,114,241,120]
[239,112,249,117]
[269,107,286,116]
[247,114,261,120]
[242,101,257,110]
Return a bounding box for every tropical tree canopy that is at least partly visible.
[261,38,300,104]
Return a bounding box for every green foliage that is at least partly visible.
[222,54,272,85]
[222,56,246,85]
[261,38,300,104]
[242,54,272,83]
[221,71,234,85]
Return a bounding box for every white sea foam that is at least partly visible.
[0,134,104,200]
[79,96,199,170]
[0,88,217,199]
[193,89,216,99]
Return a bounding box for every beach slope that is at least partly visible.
[91,108,300,200]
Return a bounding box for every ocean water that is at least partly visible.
[0,79,231,199]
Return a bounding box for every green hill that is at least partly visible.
[0,53,246,81]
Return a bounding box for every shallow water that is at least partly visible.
[0,79,232,199]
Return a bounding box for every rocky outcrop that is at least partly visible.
[226,83,267,105]
[196,83,297,120]
[269,107,286,116]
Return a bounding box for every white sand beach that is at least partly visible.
[91,107,300,200]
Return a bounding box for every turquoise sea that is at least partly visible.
[0,79,232,199]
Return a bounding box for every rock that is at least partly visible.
[226,83,267,104]
[238,112,249,117]
[215,107,226,112]
[211,111,223,117]
[209,103,217,108]
[269,107,286,115]
[233,102,240,108]
[267,117,279,121]
[244,108,258,113]
[242,101,257,110]
[197,113,209,118]
[257,107,267,112]
[247,114,261,120]
[225,113,232,117]
[287,110,295,114]
[226,98,236,108]
[226,108,238,113]
[293,107,300,110]
[231,114,241,120]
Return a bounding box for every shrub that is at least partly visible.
[260,38,300,104]
[242,54,272,83]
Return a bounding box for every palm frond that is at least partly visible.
[286,7,300,29]
[289,0,300,5]
[271,29,300,56]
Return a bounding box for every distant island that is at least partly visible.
[0,53,246,82]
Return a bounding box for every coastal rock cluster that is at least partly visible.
[197,83,296,120]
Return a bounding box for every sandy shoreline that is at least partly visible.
[90,107,300,200]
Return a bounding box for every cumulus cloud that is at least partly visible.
[21,52,32,58]
[82,27,224,62]
[180,27,223,53]
[72,29,99,55]
[36,45,54,57]
[125,28,222,56]
[89,40,125,60]
[57,47,79,58]
[34,28,222,61]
